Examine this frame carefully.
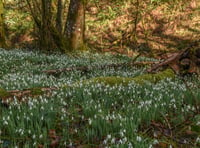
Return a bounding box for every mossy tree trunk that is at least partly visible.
[40,0,53,51]
[65,0,85,51]
[26,0,86,53]
[56,0,63,34]
[0,0,6,48]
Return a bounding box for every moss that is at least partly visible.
[72,69,175,87]
[92,76,133,86]
[30,87,44,95]
[132,69,175,84]
[0,88,11,98]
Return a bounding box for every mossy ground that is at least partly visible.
[74,69,175,86]
[0,88,11,98]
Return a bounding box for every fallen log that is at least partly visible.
[0,87,58,105]
[43,61,158,75]
[147,40,200,75]
[43,54,143,75]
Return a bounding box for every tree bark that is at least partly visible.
[56,0,63,34]
[65,0,85,51]
[0,0,6,48]
[40,0,53,51]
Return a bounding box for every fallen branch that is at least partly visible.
[147,40,200,74]
[43,54,159,75]
[0,87,58,105]
[43,61,158,75]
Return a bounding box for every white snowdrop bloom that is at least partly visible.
[105,115,109,121]
[32,134,36,139]
[88,118,92,125]
[39,134,43,139]
[120,131,124,137]
[123,137,127,142]
[111,138,115,144]
[3,120,8,125]
[41,106,44,110]
[81,115,84,120]
[74,129,78,133]
[153,139,159,144]
[136,136,142,142]
[61,116,64,120]
[128,143,133,148]
[149,144,153,148]
[103,139,107,144]
[107,134,111,139]
[118,139,123,144]
[20,130,24,136]
[196,137,200,143]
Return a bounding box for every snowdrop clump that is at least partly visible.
[0,49,199,147]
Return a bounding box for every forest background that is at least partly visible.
[0,0,199,56]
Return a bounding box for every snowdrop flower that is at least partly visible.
[111,138,115,144]
[39,134,43,139]
[136,136,142,142]
[153,139,159,144]
[196,137,200,143]
[88,118,92,125]
[107,134,111,139]
[128,143,133,148]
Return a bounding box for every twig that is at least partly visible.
[160,112,173,138]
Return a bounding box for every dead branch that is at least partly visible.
[147,40,200,74]
[43,54,159,75]
[1,87,58,105]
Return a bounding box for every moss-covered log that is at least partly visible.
[72,69,175,87]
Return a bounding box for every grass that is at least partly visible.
[0,49,200,147]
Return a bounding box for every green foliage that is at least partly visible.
[30,87,44,95]
[74,69,175,86]
[0,88,10,98]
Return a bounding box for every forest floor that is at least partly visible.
[4,0,200,57]
[0,49,200,147]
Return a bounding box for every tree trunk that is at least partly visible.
[40,0,53,51]
[56,0,63,34]
[0,0,6,48]
[65,0,85,51]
